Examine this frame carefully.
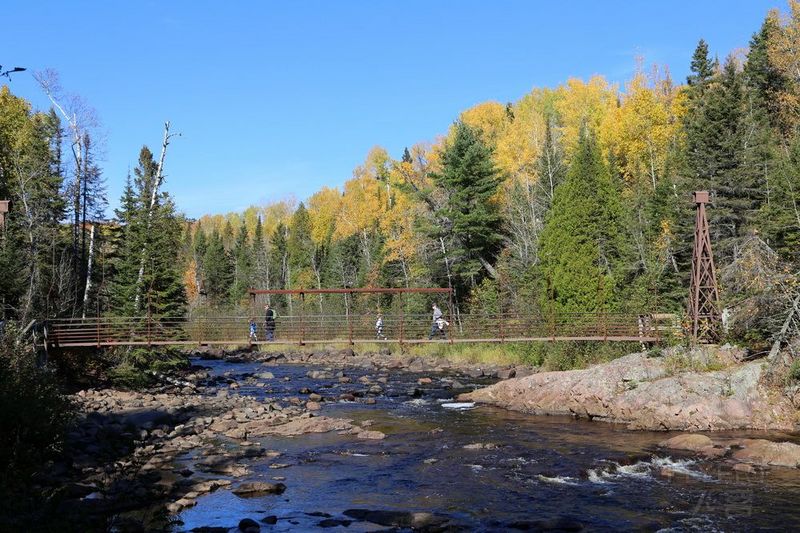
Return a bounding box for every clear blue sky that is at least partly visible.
[1,0,782,219]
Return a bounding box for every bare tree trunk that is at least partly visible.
[478,255,499,279]
[81,224,95,319]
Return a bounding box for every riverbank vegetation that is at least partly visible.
[0,324,75,511]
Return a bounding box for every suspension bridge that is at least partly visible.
[44,288,668,349]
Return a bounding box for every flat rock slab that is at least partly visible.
[462,353,797,431]
[264,415,354,437]
[661,432,800,469]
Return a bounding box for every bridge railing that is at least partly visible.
[45,312,659,347]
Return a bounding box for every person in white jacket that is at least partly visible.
[375,313,386,340]
[428,304,447,339]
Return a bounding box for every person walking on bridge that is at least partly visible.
[264,304,276,341]
[375,312,386,340]
[248,318,258,343]
[428,304,445,340]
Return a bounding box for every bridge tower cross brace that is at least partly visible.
[688,191,720,343]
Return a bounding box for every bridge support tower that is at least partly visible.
[688,191,720,344]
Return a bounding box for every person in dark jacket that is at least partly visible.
[264,304,276,341]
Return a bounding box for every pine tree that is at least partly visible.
[687,39,716,90]
[745,14,790,133]
[288,203,314,285]
[759,134,800,262]
[108,174,141,315]
[203,228,233,306]
[538,129,629,314]
[108,149,185,318]
[682,53,756,261]
[269,222,289,310]
[429,121,504,297]
[229,220,253,305]
[251,216,270,290]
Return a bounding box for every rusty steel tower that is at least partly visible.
[688,191,720,343]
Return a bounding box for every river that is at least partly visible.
[172,358,800,532]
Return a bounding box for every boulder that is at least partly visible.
[356,430,386,440]
[238,518,260,532]
[461,353,796,431]
[264,416,354,437]
[496,368,516,380]
[232,482,286,497]
[659,434,713,452]
[732,439,800,468]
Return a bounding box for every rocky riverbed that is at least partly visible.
[18,346,800,531]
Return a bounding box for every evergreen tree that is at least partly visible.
[682,53,757,261]
[745,14,792,136]
[288,203,314,287]
[203,228,233,306]
[401,147,412,164]
[429,121,504,297]
[0,89,66,320]
[108,148,185,317]
[192,227,208,297]
[229,221,253,304]
[759,134,800,262]
[250,217,269,289]
[687,39,716,90]
[269,222,289,309]
[108,173,141,315]
[538,129,629,314]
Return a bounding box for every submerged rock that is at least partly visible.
[232,482,287,497]
[660,434,713,452]
[238,517,261,532]
[343,509,449,529]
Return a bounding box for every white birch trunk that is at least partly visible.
[81,224,95,319]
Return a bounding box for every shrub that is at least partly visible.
[787,359,800,384]
[0,322,75,485]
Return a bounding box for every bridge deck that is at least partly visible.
[45,312,663,348]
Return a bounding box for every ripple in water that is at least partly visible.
[586,456,714,484]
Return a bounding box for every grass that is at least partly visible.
[662,350,727,376]
[202,339,643,371]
